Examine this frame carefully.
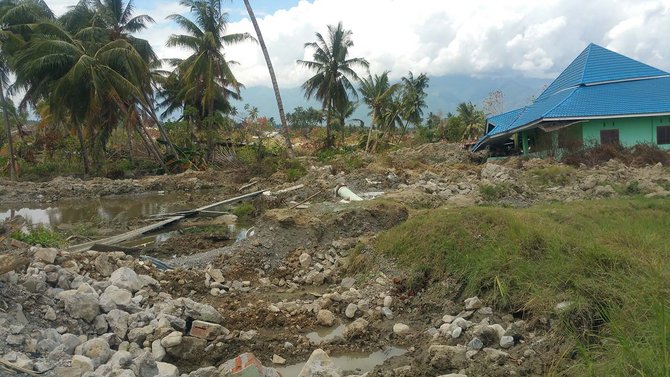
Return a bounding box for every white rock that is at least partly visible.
[383,295,393,308]
[297,349,340,377]
[71,355,95,373]
[58,284,100,323]
[80,338,113,367]
[160,331,183,348]
[156,362,179,377]
[272,354,286,365]
[500,336,515,349]
[99,285,133,312]
[442,315,455,324]
[109,267,143,292]
[239,330,257,341]
[393,323,410,336]
[451,327,462,338]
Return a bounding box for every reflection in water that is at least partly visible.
[276,347,407,376]
[0,193,191,228]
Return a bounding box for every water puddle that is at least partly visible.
[0,192,191,228]
[305,324,345,344]
[276,347,407,376]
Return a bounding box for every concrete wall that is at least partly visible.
[581,116,670,150]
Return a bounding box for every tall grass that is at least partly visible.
[375,198,669,376]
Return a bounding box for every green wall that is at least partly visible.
[581,116,670,150]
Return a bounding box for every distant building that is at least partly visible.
[472,43,670,155]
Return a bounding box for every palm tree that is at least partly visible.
[239,0,293,155]
[0,0,54,180]
[398,71,428,138]
[298,21,368,148]
[166,0,253,160]
[456,102,485,141]
[359,71,399,152]
[13,21,161,175]
[333,99,357,145]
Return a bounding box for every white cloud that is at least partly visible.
[46,0,670,88]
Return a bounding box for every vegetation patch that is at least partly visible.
[527,165,575,186]
[231,202,255,220]
[563,143,670,167]
[375,198,669,376]
[479,183,509,201]
[12,226,65,248]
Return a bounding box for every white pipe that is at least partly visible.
[335,185,363,201]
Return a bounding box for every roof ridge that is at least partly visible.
[579,43,594,85]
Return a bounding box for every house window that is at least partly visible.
[658,126,670,145]
[600,129,619,145]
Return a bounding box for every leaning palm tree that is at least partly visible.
[166,0,253,160]
[359,71,399,152]
[238,0,293,155]
[298,22,368,148]
[456,102,486,141]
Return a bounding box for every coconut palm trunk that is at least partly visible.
[0,88,16,180]
[242,0,293,156]
[74,122,90,176]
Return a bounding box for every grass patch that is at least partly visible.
[231,202,255,220]
[479,183,509,201]
[527,165,575,186]
[12,226,65,248]
[375,198,669,376]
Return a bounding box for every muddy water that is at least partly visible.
[276,347,407,376]
[0,192,191,228]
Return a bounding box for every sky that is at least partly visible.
[44,0,670,91]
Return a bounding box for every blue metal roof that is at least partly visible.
[537,43,669,101]
[473,44,670,151]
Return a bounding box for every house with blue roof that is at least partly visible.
[472,43,670,155]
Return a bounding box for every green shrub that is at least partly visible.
[527,165,574,186]
[231,202,255,219]
[625,180,641,195]
[479,184,508,201]
[12,226,65,247]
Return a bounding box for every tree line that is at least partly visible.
[0,0,492,180]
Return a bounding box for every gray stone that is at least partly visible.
[99,285,133,312]
[340,277,355,289]
[107,350,133,369]
[381,307,394,319]
[343,318,369,339]
[80,338,113,367]
[71,355,95,374]
[483,347,509,364]
[165,336,207,361]
[110,267,143,292]
[34,247,58,264]
[345,303,358,318]
[106,309,129,339]
[44,307,57,321]
[58,284,100,322]
[152,339,166,361]
[467,337,484,351]
[132,351,159,377]
[500,336,515,349]
[383,295,393,308]
[94,253,114,277]
[464,296,482,310]
[94,315,108,335]
[451,326,462,339]
[59,334,82,355]
[180,298,224,324]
